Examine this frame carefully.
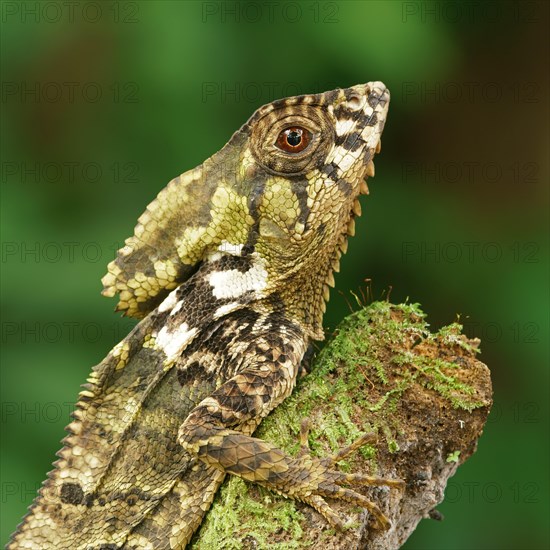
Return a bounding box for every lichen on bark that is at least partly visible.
[191,301,493,550]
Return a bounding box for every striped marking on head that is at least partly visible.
[324,82,389,184]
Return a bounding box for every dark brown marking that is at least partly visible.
[178,361,205,386]
[59,482,85,505]
[290,179,310,227]
[365,112,378,127]
[337,178,353,196]
[320,161,340,182]
[217,254,254,273]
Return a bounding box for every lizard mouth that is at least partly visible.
[359,138,381,195]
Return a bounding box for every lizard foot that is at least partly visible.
[291,418,405,531]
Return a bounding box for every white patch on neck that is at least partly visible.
[208,260,268,300]
[207,241,245,262]
[219,241,244,256]
[157,289,180,313]
[155,323,197,362]
[171,301,183,315]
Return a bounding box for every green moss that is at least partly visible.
[437,322,481,354]
[192,477,308,549]
[446,450,461,463]
[193,301,486,547]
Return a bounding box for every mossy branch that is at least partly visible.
[191,302,493,549]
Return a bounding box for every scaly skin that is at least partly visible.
[8,82,401,550]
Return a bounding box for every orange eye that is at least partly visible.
[275,127,312,153]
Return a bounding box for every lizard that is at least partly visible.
[7,81,403,550]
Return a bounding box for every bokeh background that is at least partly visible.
[1,1,548,548]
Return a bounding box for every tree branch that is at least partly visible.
[191,302,493,549]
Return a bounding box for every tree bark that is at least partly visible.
[191,302,493,549]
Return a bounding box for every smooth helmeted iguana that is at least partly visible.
[8,82,403,549]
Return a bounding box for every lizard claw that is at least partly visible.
[293,418,405,531]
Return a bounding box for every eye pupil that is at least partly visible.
[275,126,311,153]
[286,130,302,146]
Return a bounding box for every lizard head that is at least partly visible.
[102,83,389,337]
[244,82,389,336]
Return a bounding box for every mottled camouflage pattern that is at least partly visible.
[8,83,398,550]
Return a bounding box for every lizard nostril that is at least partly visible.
[347,94,365,112]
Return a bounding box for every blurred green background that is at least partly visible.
[1,1,548,548]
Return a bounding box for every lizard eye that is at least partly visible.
[275,127,312,153]
[250,106,332,175]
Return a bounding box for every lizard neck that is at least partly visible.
[261,230,350,342]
